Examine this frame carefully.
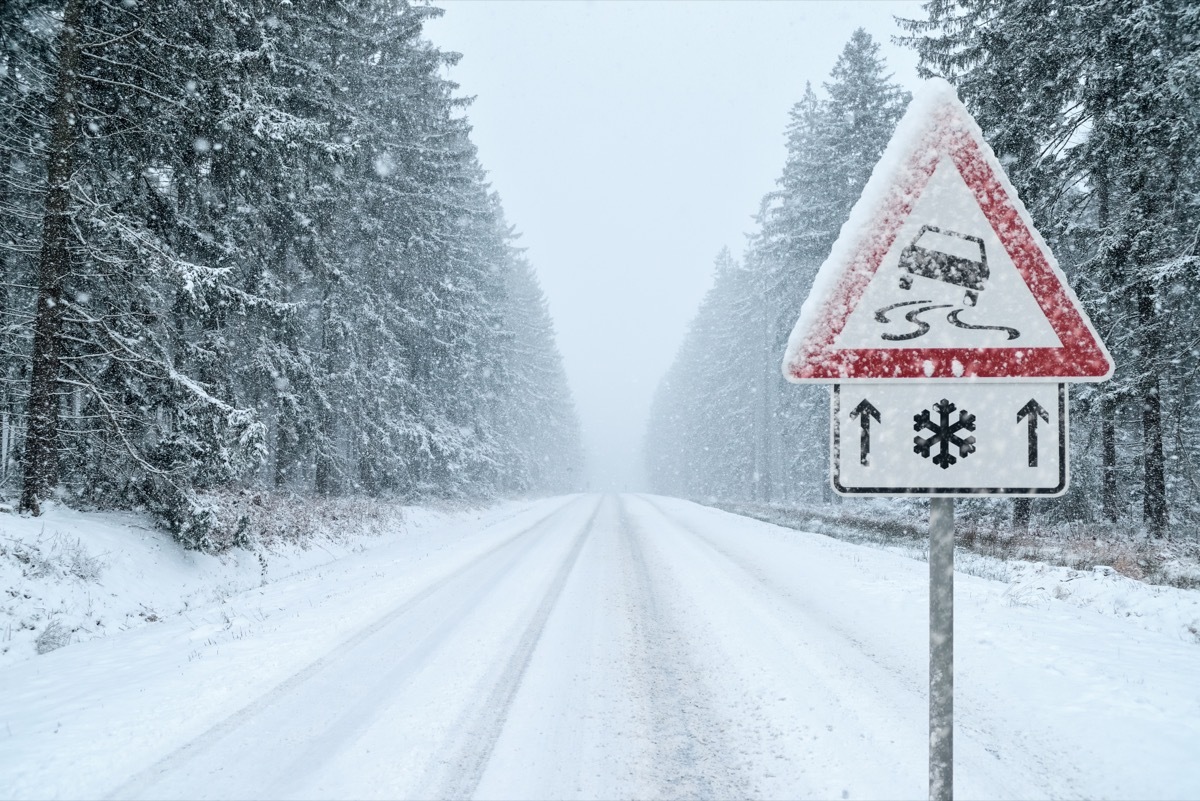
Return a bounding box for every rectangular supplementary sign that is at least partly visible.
[832,382,1066,496]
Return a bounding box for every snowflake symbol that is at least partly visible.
[914,399,976,469]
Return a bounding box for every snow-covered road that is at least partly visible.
[3,494,1198,799]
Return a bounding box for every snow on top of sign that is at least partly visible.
[787,79,964,352]
[783,79,967,369]
[780,78,1113,382]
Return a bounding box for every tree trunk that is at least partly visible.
[1101,394,1118,522]
[314,278,339,497]
[273,398,299,488]
[0,97,12,490]
[1012,498,1031,531]
[271,247,300,489]
[1137,284,1167,536]
[753,292,771,503]
[20,0,83,514]
[314,402,338,496]
[1095,165,1119,522]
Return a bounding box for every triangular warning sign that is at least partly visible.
[782,79,1113,383]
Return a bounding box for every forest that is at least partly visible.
[4,0,1197,548]
[0,1,583,547]
[645,2,1200,537]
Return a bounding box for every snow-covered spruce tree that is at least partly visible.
[347,5,507,499]
[208,0,580,502]
[1,0,582,543]
[899,0,1200,535]
[644,249,758,500]
[206,0,581,502]
[0,0,60,490]
[646,31,909,506]
[493,219,584,496]
[167,0,336,500]
[202,0,489,500]
[9,0,267,534]
[699,250,761,500]
[743,85,831,505]
[369,114,506,498]
[209,0,391,499]
[748,30,908,504]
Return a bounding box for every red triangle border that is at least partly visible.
[785,101,1112,382]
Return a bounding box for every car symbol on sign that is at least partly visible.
[897,225,989,307]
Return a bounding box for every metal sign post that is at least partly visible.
[928,497,954,801]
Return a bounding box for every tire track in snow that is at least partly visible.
[637,495,1084,798]
[427,496,602,800]
[266,498,603,798]
[617,496,753,800]
[106,496,584,801]
[630,494,925,797]
[639,494,922,695]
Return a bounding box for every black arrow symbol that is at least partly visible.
[850,399,881,466]
[1017,399,1050,467]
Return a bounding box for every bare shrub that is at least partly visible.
[56,536,106,582]
[2,535,105,583]
[185,490,407,553]
[712,500,1200,590]
[3,540,55,579]
[34,618,71,654]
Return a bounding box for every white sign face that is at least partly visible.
[832,382,1066,496]
[834,158,1062,351]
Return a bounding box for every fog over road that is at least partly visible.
[3,495,1196,799]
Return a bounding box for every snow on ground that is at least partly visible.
[722,500,1200,648]
[2,493,1198,800]
[0,498,540,669]
[823,531,1200,649]
[981,558,1200,643]
[638,496,1200,799]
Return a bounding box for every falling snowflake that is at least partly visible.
[374,152,396,178]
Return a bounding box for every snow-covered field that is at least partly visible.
[2,494,1198,799]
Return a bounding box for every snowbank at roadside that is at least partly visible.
[0,498,529,669]
[6,494,1197,675]
[709,500,1200,649]
[981,558,1200,645]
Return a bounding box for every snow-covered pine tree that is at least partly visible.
[0,1,44,488]
[899,0,1200,535]
[749,30,908,504]
[647,30,909,507]
[229,0,581,502]
[745,84,831,504]
[494,223,584,496]
[1,0,583,542]
[644,248,758,499]
[8,0,267,533]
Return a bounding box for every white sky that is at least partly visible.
[426,0,926,491]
